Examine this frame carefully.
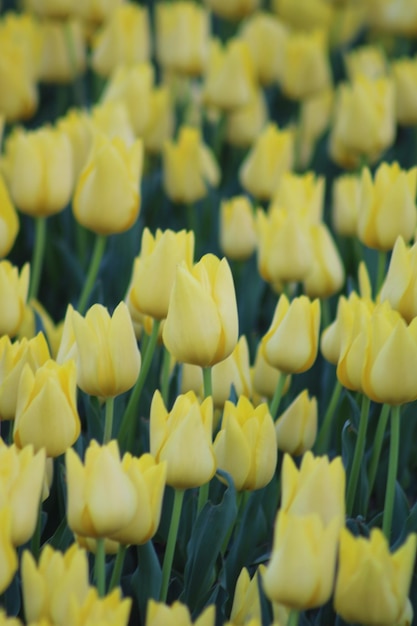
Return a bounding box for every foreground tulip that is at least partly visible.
[214,397,277,491]
[146,600,215,626]
[0,441,46,546]
[261,294,320,374]
[66,440,137,537]
[275,390,317,456]
[0,261,29,337]
[0,174,19,258]
[21,544,90,626]
[73,132,143,235]
[127,228,195,320]
[230,567,262,625]
[14,359,80,457]
[379,236,417,323]
[150,390,215,489]
[163,254,238,367]
[334,528,416,626]
[0,507,18,594]
[263,509,339,609]
[70,302,141,398]
[68,587,132,626]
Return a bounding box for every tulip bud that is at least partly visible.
[146,600,215,626]
[303,222,345,299]
[0,261,29,337]
[230,567,262,625]
[331,172,361,237]
[219,196,257,261]
[66,440,137,538]
[0,35,38,122]
[271,171,325,224]
[0,173,19,258]
[344,44,387,81]
[38,18,86,83]
[163,254,238,367]
[73,132,143,235]
[77,0,124,24]
[261,294,320,374]
[239,12,288,85]
[392,55,417,126]
[272,0,333,31]
[379,236,417,323]
[275,390,317,456]
[68,587,132,626]
[0,506,18,594]
[150,390,216,489]
[70,302,141,398]
[334,528,417,626]
[225,89,268,148]
[142,86,175,154]
[91,101,135,146]
[214,396,277,491]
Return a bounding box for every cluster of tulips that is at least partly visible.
[3,0,417,625]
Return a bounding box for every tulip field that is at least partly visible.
[3,0,417,625]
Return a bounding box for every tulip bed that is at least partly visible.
[2,0,417,625]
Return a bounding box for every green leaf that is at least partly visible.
[180,471,237,612]
[130,541,162,623]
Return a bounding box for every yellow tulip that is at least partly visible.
[162,126,220,204]
[331,172,361,237]
[297,87,333,169]
[334,528,417,626]
[17,299,64,358]
[280,451,346,528]
[261,294,320,374]
[271,171,325,224]
[214,396,277,491]
[0,441,46,546]
[66,440,137,537]
[262,509,339,610]
[229,567,262,625]
[358,162,417,251]
[344,44,388,81]
[3,127,73,217]
[0,173,19,258]
[367,0,417,37]
[275,390,317,456]
[239,124,294,200]
[21,544,90,626]
[251,343,291,402]
[0,34,38,122]
[22,0,79,18]
[203,0,259,20]
[127,228,195,320]
[142,86,174,154]
[73,132,143,235]
[379,236,417,323]
[0,261,29,336]
[67,587,132,626]
[0,507,18,594]
[91,101,134,146]
[0,609,21,625]
[91,4,151,77]
[13,359,80,457]
[38,18,86,83]
[162,254,238,367]
[219,197,257,261]
[303,222,345,299]
[146,600,215,626]
[150,390,216,489]
[70,302,141,398]
[77,0,124,24]
[239,12,288,85]
[109,453,166,545]
[57,108,93,179]
[225,89,268,149]
[392,55,417,126]
[0,12,42,82]
[321,294,357,366]
[272,0,333,31]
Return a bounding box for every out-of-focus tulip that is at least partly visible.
[331,173,361,237]
[0,507,18,594]
[163,126,220,204]
[146,600,215,626]
[77,0,123,24]
[329,3,367,48]
[150,390,216,489]
[0,609,21,625]
[280,451,346,528]
[367,0,417,37]
[203,38,256,111]
[334,528,417,626]
[303,222,345,299]
[239,12,288,85]
[91,4,151,76]
[13,359,80,457]
[0,441,46,546]
[329,76,396,168]
[17,300,64,358]
[272,0,333,31]
[203,0,259,20]
[156,3,209,76]
[321,294,357,366]
[57,109,93,180]
[230,568,262,625]
[392,55,417,126]
[262,509,340,609]
[358,162,417,251]
[219,196,257,260]
[239,124,294,200]
[38,19,86,83]
[3,127,73,217]
[271,171,325,224]
[21,544,90,626]
[0,12,42,82]
[142,86,174,154]
[109,453,166,546]
[163,254,238,367]
[0,173,19,258]
[91,101,135,146]
[275,390,317,456]
[214,396,277,491]
[66,440,137,538]
[0,261,29,337]
[226,88,268,148]
[297,87,333,169]
[101,63,154,137]
[379,236,417,323]
[68,587,132,626]
[261,294,320,374]
[23,0,80,18]
[0,33,38,122]
[70,302,141,398]
[127,228,194,320]
[73,132,143,235]
[75,534,119,555]
[344,44,387,81]
[280,30,332,101]
[252,343,291,401]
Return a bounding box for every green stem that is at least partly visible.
[366,403,391,512]
[29,217,47,301]
[160,347,171,405]
[94,538,106,597]
[382,405,401,540]
[197,482,209,515]
[202,367,212,398]
[315,379,342,454]
[118,319,161,448]
[269,373,288,421]
[160,489,185,602]
[375,250,387,295]
[103,396,114,444]
[196,366,213,513]
[346,395,371,516]
[288,609,299,626]
[77,234,107,314]
[30,500,43,561]
[108,544,127,591]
